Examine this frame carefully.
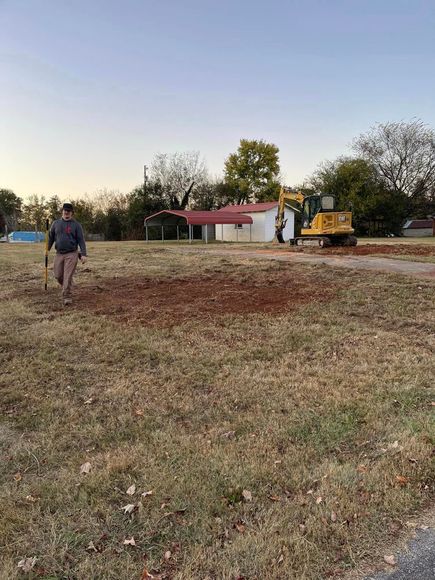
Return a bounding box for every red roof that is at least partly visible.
[217,202,279,213]
[144,210,253,225]
[404,219,434,229]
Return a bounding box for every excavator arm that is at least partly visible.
[275,187,305,243]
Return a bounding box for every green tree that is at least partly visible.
[97,193,129,240]
[224,139,281,204]
[20,195,47,230]
[106,208,123,241]
[73,199,95,233]
[0,189,22,234]
[189,179,238,210]
[309,157,407,235]
[46,195,62,221]
[127,182,167,238]
[92,209,107,237]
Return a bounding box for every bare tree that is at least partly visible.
[150,151,208,209]
[92,189,127,213]
[353,119,435,198]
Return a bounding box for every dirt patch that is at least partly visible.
[74,272,337,326]
[294,244,435,257]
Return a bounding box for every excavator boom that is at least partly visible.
[275,187,305,243]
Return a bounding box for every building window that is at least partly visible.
[234,224,243,229]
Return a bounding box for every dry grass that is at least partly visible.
[0,242,434,579]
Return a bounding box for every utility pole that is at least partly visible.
[143,165,148,196]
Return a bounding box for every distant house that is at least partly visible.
[1,231,45,243]
[402,219,434,237]
[215,202,295,242]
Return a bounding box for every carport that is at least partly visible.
[144,210,253,243]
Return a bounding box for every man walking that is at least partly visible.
[48,202,87,305]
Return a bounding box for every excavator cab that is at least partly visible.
[302,194,336,228]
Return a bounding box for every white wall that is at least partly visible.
[201,224,216,241]
[215,212,264,242]
[403,229,433,237]
[215,207,294,242]
[264,207,294,241]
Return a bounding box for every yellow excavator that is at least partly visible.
[275,186,357,247]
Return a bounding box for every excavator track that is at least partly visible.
[292,235,357,248]
[293,236,332,248]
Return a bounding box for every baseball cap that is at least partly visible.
[62,202,74,212]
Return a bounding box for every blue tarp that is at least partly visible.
[8,231,45,242]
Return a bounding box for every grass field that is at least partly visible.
[1,242,434,579]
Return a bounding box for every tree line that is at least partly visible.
[1,119,434,239]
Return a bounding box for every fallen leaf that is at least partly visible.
[384,554,397,566]
[164,550,171,560]
[126,484,136,496]
[331,512,337,522]
[141,568,155,579]
[390,520,403,534]
[86,541,98,552]
[242,489,252,502]
[80,462,92,475]
[141,490,154,498]
[316,496,323,504]
[395,475,408,486]
[84,398,93,405]
[17,557,37,572]
[299,524,306,532]
[13,472,22,482]
[123,537,136,546]
[235,522,246,533]
[268,495,281,502]
[221,430,235,439]
[25,495,38,503]
[134,409,144,416]
[277,553,284,564]
[357,464,367,473]
[122,503,136,514]
[306,489,314,495]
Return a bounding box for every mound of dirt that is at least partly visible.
[74,272,337,327]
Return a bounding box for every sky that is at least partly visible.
[1,0,435,200]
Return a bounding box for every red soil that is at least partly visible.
[74,272,337,327]
[298,243,435,257]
